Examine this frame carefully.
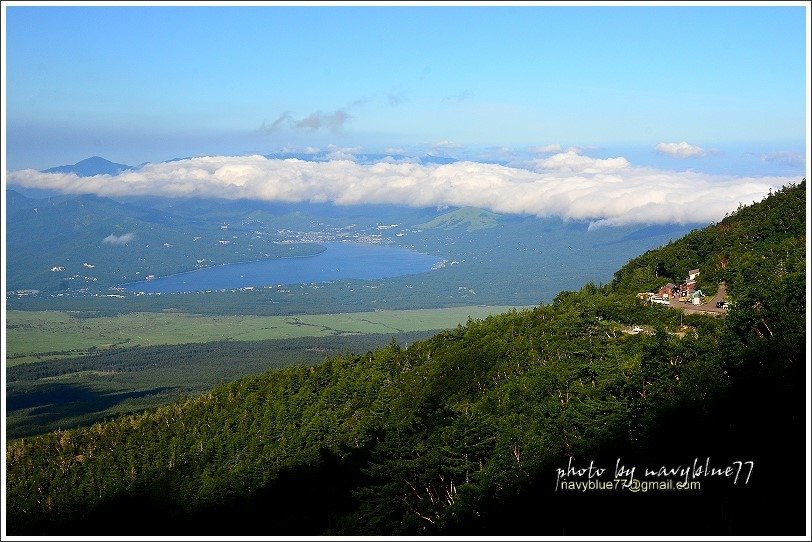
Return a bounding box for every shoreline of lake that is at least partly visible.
[120,242,328,288]
[122,242,443,294]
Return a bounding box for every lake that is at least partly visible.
[123,242,444,294]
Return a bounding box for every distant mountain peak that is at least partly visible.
[43,156,133,177]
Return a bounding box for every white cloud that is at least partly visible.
[533,151,630,174]
[327,144,363,153]
[8,154,795,228]
[326,151,357,161]
[278,145,321,155]
[102,233,135,245]
[378,155,420,165]
[325,144,363,161]
[759,151,805,167]
[529,143,562,154]
[656,141,708,158]
[432,140,464,150]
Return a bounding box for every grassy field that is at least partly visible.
[6,306,529,366]
[6,305,530,439]
[6,332,444,439]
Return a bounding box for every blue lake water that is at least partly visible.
[124,242,443,294]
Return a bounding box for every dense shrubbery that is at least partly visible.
[6,182,806,535]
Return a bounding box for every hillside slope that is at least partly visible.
[416,207,502,231]
[611,182,806,296]
[5,190,322,291]
[5,182,807,535]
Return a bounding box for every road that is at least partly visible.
[672,282,728,317]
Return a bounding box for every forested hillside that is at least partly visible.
[5,182,807,535]
[611,182,806,296]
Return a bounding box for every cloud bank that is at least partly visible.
[656,141,708,158]
[8,153,796,228]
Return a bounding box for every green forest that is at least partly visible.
[5,181,807,535]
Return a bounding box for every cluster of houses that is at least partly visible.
[638,268,705,306]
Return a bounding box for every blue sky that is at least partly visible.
[3,3,809,174]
